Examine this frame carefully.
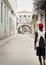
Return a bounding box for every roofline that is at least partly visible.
[16,10,33,14]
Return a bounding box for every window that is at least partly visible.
[28,15,30,17]
[4,6,6,33]
[23,15,26,17]
[1,2,3,23]
[41,14,43,21]
[7,9,8,24]
[4,6,6,22]
[19,15,21,17]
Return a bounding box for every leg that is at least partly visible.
[38,56,42,65]
[43,56,45,65]
[42,48,45,65]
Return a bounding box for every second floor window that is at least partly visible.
[28,15,30,17]
[23,15,26,17]
[19,15,22,17]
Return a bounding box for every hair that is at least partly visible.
[39,27,43,31]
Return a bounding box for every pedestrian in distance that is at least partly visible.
[34,22,46,65]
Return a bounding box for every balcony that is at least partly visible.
[33,0,46,13]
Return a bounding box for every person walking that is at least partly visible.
[34,22,45,65]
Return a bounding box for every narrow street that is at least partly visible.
[0,0,46,65]
[0,34,39,65]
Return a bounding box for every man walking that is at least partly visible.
[34,22,45,65]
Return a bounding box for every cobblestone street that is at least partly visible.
[0,34,39,65]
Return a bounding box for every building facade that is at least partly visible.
[40,0,46,32]
[16,11,35,34]
[16,11,32,33]
[0,0,17,40]
[16,11,32,26]
[33,0,45,31]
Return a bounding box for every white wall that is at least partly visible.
[0,0,6,39]
[17,13,32,24]
[0,0,17,39]
[9,13,16,35]
[8,0,17,13]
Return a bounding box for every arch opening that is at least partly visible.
[18,25,32,34]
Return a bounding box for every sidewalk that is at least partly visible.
[0,35,16,48]
[0,34,34,47]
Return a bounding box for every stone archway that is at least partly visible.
[18,25,32,34]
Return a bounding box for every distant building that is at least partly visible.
[16,11,35,34]
[0,0,17,40]
[16,10,32,29]
[17,11,32,24]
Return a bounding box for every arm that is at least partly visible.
[34,32,38,50]
[45,32,46,46]
[45,32,46,41]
